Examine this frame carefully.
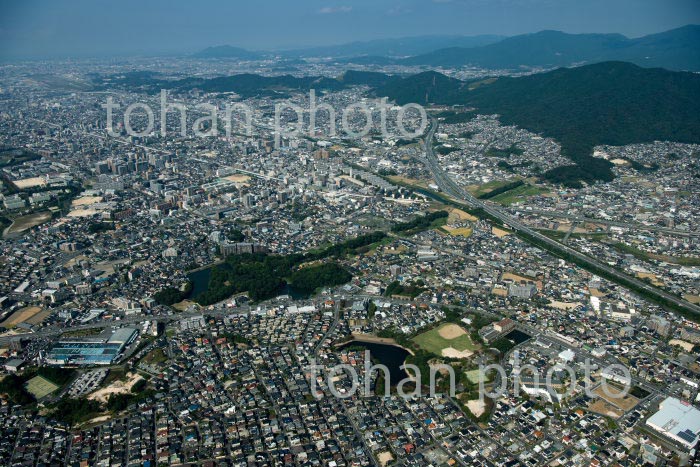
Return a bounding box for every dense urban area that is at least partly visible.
[1,22,700,467]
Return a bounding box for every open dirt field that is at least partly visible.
[492,227,511,238]
[466,399,486,417]
[502,272,534,283]
[588,399,624,419]
[636,272,663,286]
[223,174,251,184]
[87,372,143,403]
[548,300,580,310]
[438,323,468,339]
[378,451,394,467]
[14,177,46,189]
[68,208,100,217]
[68,196,106,217]
[589,288,606,297]
[25,308,51,325]
[1,306,43,328]
[72,195,103,206]
[592,383,640,411]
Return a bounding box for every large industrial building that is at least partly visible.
[46,328,137,366]
[645,397,700,450]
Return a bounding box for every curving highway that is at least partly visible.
[420,117,700,318]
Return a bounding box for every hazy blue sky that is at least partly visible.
[1,0,698,58]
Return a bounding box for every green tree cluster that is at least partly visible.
[51,398,103,426]
[194,232,386,305]
[290,263,352,293]
[153,282,193,305]
[385,280,425,298]
[391,211,448,234]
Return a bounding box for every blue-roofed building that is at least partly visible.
[45,327,137,366]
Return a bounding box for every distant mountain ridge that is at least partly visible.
[284,34,504,58]
[192,26,700,71]
[375,61,700,186]
[398,25,700,71]
[191,35,504,60]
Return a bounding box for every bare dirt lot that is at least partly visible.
[587,399,624,419]
[501,272,535,283]
[223,174,251,184]
[548,300,580,310]
[87,372,143,403]
[636,272,663,286]
[492,227,511,238]
[669,339,694,352]
[466,399,486,417]
[378,451,394,467]
[13,177,46,189]
[71,195,103,206]
[68,196,106,217]
[68,208,100,217]
[592,383,640,411]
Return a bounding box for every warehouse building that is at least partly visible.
[45,327,137,366]
[645,397,700,450]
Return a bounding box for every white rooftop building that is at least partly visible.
[558,349,575,363]
[646,397,700,450]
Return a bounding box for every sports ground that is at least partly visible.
[413,323,477,358]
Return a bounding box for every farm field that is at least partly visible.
[467,180,515,198]
[490,183,549,205]
[447,208,478,223]
[0,306,47,329]
[5,211,52,235]
[442,225,473,237]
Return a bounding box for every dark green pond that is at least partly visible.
[338,341,410,386]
